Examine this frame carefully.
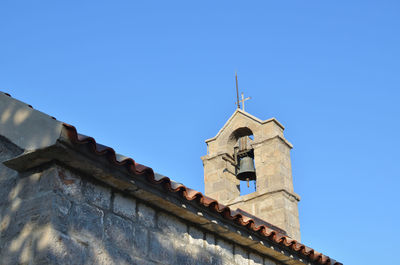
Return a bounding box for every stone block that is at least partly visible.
[249,252,264,265]
[205,233,216,253]
[137,202,156,228]
[2,191,70,235]
[1,192,54,243]
[234,245,249,265]
[102,213,148,263]
[87,245,135,265]
[33,229,87,265]
[200,253,222,265]
[86,249,115,265]
[132,224,148,257]
[131,256,160,265]
[148,231,177,264]
[0,171,16,215]
[104,214,134,252]
[188,226,204,247]
[6,170,53,203]
[216,238,234,264]
[50,193,72,234]
[68,203,104,241]
[104,213,148,258]
[113,192,136,220]
[84,181,111,209]
[176,246,197,265]
[85,240,134,265]
[0,223,35,265]
[55,167,83,201]
[157,211,187,238]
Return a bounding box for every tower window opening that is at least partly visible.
[234,134,256,196]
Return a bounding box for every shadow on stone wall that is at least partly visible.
[0,135,258,265]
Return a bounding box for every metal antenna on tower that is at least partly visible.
[235,72,251,111]
[235,72,240,109]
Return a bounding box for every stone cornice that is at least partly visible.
[0,92,63,151]
[226,189,301,206]
[201,151,233,162]
[252,135,293,149]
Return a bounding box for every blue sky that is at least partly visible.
[1,1,400,264]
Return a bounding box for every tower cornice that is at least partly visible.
[205,109,284,143]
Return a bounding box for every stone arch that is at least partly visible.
[227,127,254,148]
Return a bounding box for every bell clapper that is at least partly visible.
[246,178,249,188]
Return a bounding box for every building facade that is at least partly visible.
[0,92,340,265]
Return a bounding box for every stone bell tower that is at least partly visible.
[201,109,301,240]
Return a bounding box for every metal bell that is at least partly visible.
[236,156,256,182]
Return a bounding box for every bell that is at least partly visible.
[236,156,256,182]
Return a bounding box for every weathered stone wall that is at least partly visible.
[203,153,240,202]
[0,139,283,265]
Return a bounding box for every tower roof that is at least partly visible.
[205,109,285,143]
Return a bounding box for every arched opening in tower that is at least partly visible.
[230,127,257,196]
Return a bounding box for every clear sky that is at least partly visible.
[1,1,399,264]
